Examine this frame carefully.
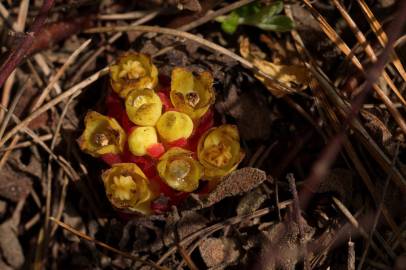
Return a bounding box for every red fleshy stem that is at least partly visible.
[106,91,123,119]
[158,75,171,87]
[157,91,173,112]
[101,153,123,165]
[187,109,214,151]
[166,138,188,148]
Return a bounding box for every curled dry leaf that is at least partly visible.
[261,218,315,270]
[240,36,310,97]
[203,167,267,207]
[199,237,240,268]
[0,220,24,268]
[253,59,310,97]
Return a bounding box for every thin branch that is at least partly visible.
[0,0,55,88]
[49,217,166,270]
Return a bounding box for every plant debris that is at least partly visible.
[0,1,405,269]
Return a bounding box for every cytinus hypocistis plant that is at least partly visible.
[78,52,244,215]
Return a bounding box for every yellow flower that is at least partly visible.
[170,67,215,119]
[156,111,193,142]
[78,111,126,157]
[110,52,158,98]
[125,89,162,126]
[102,163,157,214]
[197,125,244,179]
[157,148,202,192]
[128,126,158,156]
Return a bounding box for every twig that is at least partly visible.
[356,0,406,82]
[32,39,92,110]
[0,67,109,148]
[287,173,309,270]
[86,25,252,67]
[97,11,153,20]
[299,0,406,210]
[0,134,52,152]
[357,144,400,270]
[157,206,276,265]
[0,78,31,139]
[0,0,29,123]
[49,217,166,270]
[0,0,55,88]
[302,0,406,135]
[331,0,406,106]
[70,10,160,85]
[84,24,296,95]
[178,0,256,31]
[332,197,393,261]
[347,240,355,270]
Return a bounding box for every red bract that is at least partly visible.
[146,143,165,158]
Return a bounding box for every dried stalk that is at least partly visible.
[0,0,55,88]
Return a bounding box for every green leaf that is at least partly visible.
[243,1,284,25]
[256,15,294,32]
[236,2,261,17]
[221,12,241,34]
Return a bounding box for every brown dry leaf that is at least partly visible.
[240,36,310,98]
[204,168,267,207]
[199,237,240,268]
[164,211,208,246]
[0,220,24,269]
[360,109,398,155]
[0,164,32,202]
[236,188,267,216]
[318,168,353,203]
[253,59,310,97]
[260,218,315,270]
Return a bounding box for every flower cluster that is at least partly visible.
[78,52,244,214]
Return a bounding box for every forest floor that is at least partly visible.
[0,0,405,269]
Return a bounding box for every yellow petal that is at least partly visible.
[110,52,158,98]
[157,148,202,192]
[170,67,215,119]
[197,125,244,179]
[78,111,126,157]
[125,89,162,126]
[156,111,194,142]
[128,126,158,156]
[102,163,156,214]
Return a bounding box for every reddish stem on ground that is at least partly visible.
[0,0,55,88]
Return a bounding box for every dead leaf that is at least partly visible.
[318,168,353,203]
[217,86,272,140]
[0,164,32,202]
[360,109,397,155]
[237,188,267,216]
[240,36,310,97]
[204,168,267,207]
[253,59,310,97]
[0,199,24,269]
[261,218,315,270]
[164,211,208,246]
[199,237,239,268]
